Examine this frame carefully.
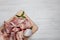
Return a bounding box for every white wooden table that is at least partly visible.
[0,0,60,40]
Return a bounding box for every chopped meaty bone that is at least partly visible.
[0,31,9,40]
[23,19,31,29]
[20,24,26,30]
[1,28,5,34]
[18,19,25,24]
[0,34,5,40]
[5,26,12,33]
[0,28,9,37]
[6,29,10,33]
[10,22,16,27]
[0,31,3,35]
[10,32,16,40]
[9,36,13,40]
[4,21,9,27]
[17,24,26,30]
[12,27,20,32]
[4,21,12,33]
[3,31,9,37]
[16,31,24,40]
[11,17,19,25]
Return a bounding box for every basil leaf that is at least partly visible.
[22,16,26,18]
[16,15,21,17]
[21,11,24,16]
[16,11,24,17]
[16,11,26,18]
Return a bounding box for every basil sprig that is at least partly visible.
[16,15,21,17]
[20,11,24,16]
[16,11,26,18]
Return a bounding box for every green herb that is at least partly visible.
[16,11,26,18]
[22,16,26,18]
[16,15,21,17]
[20,11,24,16]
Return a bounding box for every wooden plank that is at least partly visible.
[0,10,38,40]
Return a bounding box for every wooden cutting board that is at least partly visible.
[0,10,38,40]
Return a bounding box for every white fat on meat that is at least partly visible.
[12,27,20,32]
[16,31,24,40]
[10,22,16,27]
[18,19,25,24]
